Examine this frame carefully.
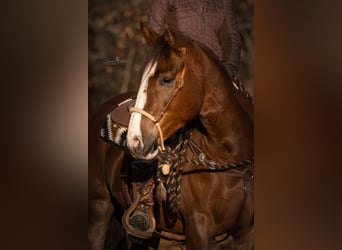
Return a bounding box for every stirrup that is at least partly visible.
[122,179,156,239]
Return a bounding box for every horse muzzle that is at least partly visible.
[127,133,159,160]
[127,107,165,159]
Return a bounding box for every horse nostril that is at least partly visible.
[132,135,143,148]
[133,135,141,142]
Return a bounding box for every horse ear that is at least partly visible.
[164,24,176,47]
[140,22,159,46]
[165,25,186,56]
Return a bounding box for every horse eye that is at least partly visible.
[160,77,173,85]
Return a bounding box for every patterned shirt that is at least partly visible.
[148,0,241,67]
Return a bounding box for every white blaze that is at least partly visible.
[127,61,157,149]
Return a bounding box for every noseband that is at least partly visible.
[129,65,187,151]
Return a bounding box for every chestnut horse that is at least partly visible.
[89,24,253,250]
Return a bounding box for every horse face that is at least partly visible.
[127,25,202,159]
[126,60,160,159]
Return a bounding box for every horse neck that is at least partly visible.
[196,57,253,161]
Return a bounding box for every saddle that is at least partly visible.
[101,96,158,239]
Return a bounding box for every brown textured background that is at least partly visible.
[0,0,342,249]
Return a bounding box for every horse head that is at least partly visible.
[127,24,205,159]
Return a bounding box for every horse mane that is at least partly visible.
[141,35,168,69]
[170,32,253,103]
[143,29,253,103]
[147,32,221,76]
[143,29,222,67]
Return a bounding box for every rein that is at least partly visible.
[156,131,254,214]
[129,65,187,151]
[158,138,254,175]
[183,139,254,174]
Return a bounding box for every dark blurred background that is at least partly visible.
[1,0,342,249]
[88,0,254,114]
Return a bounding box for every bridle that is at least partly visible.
[129,65,187,151]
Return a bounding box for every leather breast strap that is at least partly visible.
[187,139,252,177]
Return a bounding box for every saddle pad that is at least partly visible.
[101,97,136,147]
[111,98,136,126]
